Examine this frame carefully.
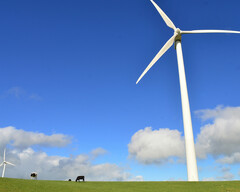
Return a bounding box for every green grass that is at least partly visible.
[0,178,240,192]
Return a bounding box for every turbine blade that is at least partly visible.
[181,29,240,34]
[0,162,3,167]
[150,0,176,30]
[136,34,176,84]
[5,161,15,166]
[3,149,6,161]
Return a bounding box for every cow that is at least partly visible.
[30,172,38,180]
[75,176,85,182]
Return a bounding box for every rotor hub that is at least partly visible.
[174,28,182,43]
[175,28,181,35]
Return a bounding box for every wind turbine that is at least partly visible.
[0,149,15,178]
[136,0,240,181]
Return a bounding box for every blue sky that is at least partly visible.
[0,0,240,181]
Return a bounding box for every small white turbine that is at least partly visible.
[0,149,15,178]
[136,0,240,181]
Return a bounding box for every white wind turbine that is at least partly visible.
[0,149,15,178]
[136,0,240,181]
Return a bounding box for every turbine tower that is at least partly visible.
[136,0,240,181]
[0,149,15,178]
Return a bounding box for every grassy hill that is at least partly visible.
[1,178,240,192]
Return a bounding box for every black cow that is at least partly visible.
[75,176,85,182]
[31,173,37,177]
[30,172,38,180]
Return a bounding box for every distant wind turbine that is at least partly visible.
[136,0,240,181]
[0,149,15,177]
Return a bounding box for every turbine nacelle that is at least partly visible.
[174,28,182,43]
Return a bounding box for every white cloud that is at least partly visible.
[128,106,240,166]
[128,127,185,164]
[216,153,240,164]
[0,126,71,149]
[5,87,25,98]
[202,177,216,181]
[2,87,41,100]
[129,175,144,181]
[91,148,107,158]
[0,126,142,181]
[201,166,234,181]
[221,166,231,173]
[217,172,234,181]
[167,177,184,181]
[2,147,140,181]
[195,106,240,162]
[29,93,42,101]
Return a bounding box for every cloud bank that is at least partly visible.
[195,106,240,164]
[0,127,142,181]
[6,148,134,181]
[128,106,240,165]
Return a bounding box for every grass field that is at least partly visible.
[0,178,240,192]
